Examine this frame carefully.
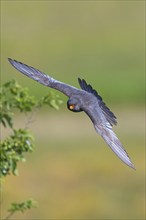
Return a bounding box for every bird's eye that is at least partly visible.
[69,104,75,110]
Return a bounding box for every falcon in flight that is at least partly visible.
[8,58,135,169]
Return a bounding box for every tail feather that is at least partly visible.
[95,125,135,169]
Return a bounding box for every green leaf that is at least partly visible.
[8,199,37,213]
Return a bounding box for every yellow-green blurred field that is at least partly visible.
[1,1,145,219]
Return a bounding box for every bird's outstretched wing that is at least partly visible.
[78,78,117,126]
[8,58,79,97]
[94,123,135,169]
[78,79,135,169]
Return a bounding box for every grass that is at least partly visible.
[1,1,145,105]
[1,107,145,219]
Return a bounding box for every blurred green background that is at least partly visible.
[1,1,145,219]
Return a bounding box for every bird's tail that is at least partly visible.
[95,125,135,169]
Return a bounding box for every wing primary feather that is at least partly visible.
[8,58,51,86]
[8,58,79,97]
[95,125,135,169]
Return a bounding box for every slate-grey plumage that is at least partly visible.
[8,58,135,169]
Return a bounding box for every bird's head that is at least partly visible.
[67,97,83,112]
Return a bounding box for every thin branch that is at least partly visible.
[3,210,15,220]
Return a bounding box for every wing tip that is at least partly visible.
[96,125,136,170]
[78,78,85,85]
[8,57,12,63]
[78,77,82,84]
[127,160,136,170]
[8,58,18,67]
